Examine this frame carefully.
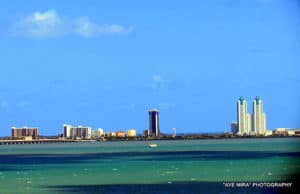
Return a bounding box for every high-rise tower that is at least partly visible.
[237,97,251,135]
[149,109,160,137]
[63,124,72,138]
[252,96,266,135]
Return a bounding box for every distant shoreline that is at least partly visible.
[0,135,299,145]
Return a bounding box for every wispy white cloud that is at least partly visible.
[151,74,169,89]
[12,10,64,37]
[75,17,133,37]
[12,9,133,38]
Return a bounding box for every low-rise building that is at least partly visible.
[93,128,104,138]
[24,136,33,141]
[293,128,300,136]
[116,131,126,138]
[105,132,116,137]
[287,130,295,136]
[127,129,137,137]
[273,128,294,136]
[231,122,238,134]
[143,129,149,137]
[264,130,273,136]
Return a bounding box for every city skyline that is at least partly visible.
[4,98,300,138]
[0,0,299,136]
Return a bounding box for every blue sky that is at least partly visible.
[0,0,300,136]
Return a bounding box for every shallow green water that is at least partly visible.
[0,138,299,194]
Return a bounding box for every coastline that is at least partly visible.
[0,135,299,145]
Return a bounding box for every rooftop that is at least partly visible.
[149,108,159,112]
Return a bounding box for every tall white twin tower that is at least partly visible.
[236,96,266,135]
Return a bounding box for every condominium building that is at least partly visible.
[237,97,251,135]
[252,96,266,135]
[11,127,39,139]
[63,124,91,139]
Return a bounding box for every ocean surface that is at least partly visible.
[0,138,299,194]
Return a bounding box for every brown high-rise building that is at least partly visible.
[11,127,39,139]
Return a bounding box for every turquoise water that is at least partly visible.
[0,138,299,193]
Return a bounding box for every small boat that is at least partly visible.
[149,144,158,148]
